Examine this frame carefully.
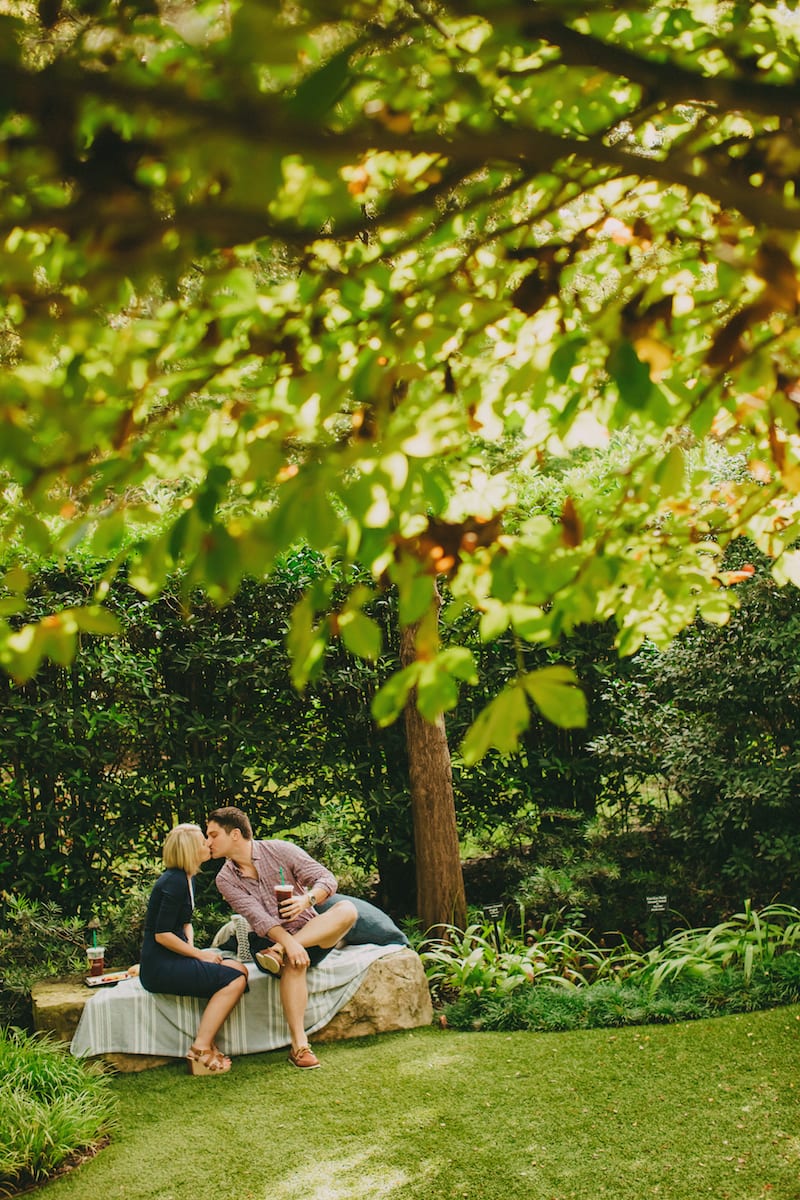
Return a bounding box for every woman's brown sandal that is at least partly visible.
[187,1045,231,1075]
[211,1043,231,1067]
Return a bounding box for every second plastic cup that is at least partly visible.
[86,946,105,977]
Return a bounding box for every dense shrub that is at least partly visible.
[590,547,800,911]
[0,896,87,1029]
[0,554,414,915]
[0,880,233,1030]
[441,959,800,1032]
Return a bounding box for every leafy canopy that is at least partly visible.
[3,0,800,757]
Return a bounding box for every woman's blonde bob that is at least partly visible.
[162,823,206,873]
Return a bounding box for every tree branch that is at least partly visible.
[527,20,800,119]
[5,38,800,250]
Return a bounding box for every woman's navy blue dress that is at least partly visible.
[140,867,244,998]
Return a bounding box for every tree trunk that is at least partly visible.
[400,588,467,934]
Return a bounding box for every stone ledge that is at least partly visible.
[30,978,174,1072]
[32,948,432,1072]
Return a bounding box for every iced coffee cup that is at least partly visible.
[86,946,105,977]
[274,884,293,917]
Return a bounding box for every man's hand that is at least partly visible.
[282,935,310,969]
[279,892,313,921]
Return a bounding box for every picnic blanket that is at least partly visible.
[70,943,403,1060]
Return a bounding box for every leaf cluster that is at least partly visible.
[4,2,800,754]
[428,899,800,1032]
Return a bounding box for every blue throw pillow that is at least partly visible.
[317,894,409,946]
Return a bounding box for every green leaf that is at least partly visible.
[772,550,800,588]
[42,620,79,666]
[1,566,29,592]
[286,44,354,122]
[0,597,27,617]
[417,659,460,721]
[287,594,329,690]
[509,604,551,642]
[438,646,478,683]
[549,336,587,384]
[607,340,653,410]
[0,624,45,683]
[72,605,122,635]
[479,601,510,641]
[90,511,127,556]
[521,665,587,729]
[339,611,382,661]
[372,663,423,727]
[199,526,242,600]
[653,445,686,496]
[460,684,531,764]
[390,556,436,626]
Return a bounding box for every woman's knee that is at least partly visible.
[226,971,247,995]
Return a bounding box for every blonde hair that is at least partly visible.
[163,823,205,874]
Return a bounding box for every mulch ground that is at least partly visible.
[1,1138,110,1197]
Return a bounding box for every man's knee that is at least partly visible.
[333,899,358,931]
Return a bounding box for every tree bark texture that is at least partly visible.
[400,590,467,934]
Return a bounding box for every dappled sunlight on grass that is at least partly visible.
[39,1014,800,1200]
[266,1148,409,1200]
[391,1045,467,1076]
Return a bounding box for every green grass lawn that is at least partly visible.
[43,1006,800,1200]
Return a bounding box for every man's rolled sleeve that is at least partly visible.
[215,866,277,938]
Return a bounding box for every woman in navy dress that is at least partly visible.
[140,823,248,1075]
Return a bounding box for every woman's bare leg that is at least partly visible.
[194,970,247,1052]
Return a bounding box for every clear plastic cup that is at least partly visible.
[86,946,105,977]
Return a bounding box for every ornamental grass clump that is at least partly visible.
[631,900,800,994]
[421,909,644,1004]
[425,901,800,1033]
[0,1027,117,1196]
[421,922,536,1000]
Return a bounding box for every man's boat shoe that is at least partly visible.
[254,945,284,975]
[288,1045,320,1069]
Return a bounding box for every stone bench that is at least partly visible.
[32,946,433,1072]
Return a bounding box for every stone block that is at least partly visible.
[315,946,433,1042]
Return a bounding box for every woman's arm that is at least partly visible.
[155,930,223,962]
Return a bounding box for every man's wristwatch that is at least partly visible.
[307,889,316,907]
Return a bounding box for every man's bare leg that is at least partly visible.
[295,900,358,951]
[279,965,311,1052]
[279,901,358,1053]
